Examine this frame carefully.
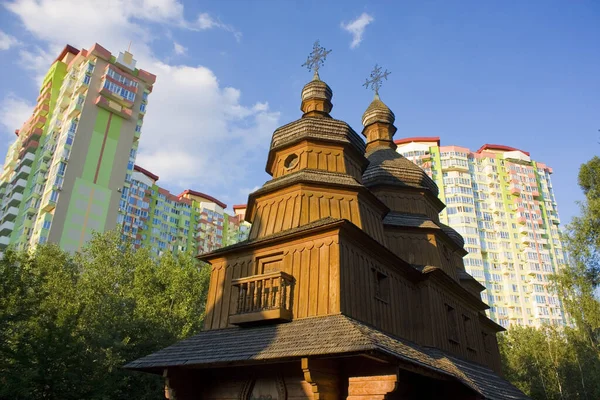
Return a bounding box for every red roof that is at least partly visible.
[54,44,80,63]
[178,189,227,209]
[232,204,247,210]
[394,137,441,147]
[133,164,159,181]
[476,144,530,157]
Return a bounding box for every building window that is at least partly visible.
[463,315,475,351]
[446,304,459,343]
[482,332,490,353]
[372,269,390,303]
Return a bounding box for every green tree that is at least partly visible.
[0,230,210,400]
[500,156,600,399]
[554,156,600,348]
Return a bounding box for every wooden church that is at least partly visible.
[126,43,529,400]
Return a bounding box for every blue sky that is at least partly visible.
[0,0,598,223]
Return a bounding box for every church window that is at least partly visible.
[446,304,459,343]
[373,269,390,303]
[284,153,299,170]
[463,315,475,351]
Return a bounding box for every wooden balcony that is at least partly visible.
[229,271,294,325]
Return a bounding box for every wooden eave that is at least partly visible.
[383,223,468,257]
[245,174,389,222]
[478,313,505,333]
[371,184,447,213]
[419,266,490,312]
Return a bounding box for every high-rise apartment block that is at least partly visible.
[396,137,567,328]
[120,165,250,257]
[0,43,156,254]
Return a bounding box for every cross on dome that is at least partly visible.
[301,40,332,80]
[363,64,391,96]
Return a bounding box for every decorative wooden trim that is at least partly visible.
[301,358,340,400]
[240,379,254,400]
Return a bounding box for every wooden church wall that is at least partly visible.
[203,230,342,330]
[248,185,385,245]
[338,233,420,343]
[420,280,491,367]
[270,140,364,182]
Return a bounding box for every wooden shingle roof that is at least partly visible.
[363,147,439,196]
[125,315,528,400]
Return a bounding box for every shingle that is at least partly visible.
[270,117,366,155]
[363,147,439,196]
[383,212,440,229]
[439,223,466,248]
[199,217,344,257]
[253,169,362,197]
[383,213,466,249]
[125,315,529,400]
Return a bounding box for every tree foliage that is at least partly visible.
[0,230,210,400]
[500,156,600,399]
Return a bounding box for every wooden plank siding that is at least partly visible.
[203,232,341,330]
[248,186,385,245]
[338,234,420,343]
[269,140,364,182]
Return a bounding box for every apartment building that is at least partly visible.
[0,43,155,253]
[120,165,250,257]
[396,137,567,328]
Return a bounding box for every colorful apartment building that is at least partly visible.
[0,43,156,254]
[120,165,250,257]
[396,138,567,328]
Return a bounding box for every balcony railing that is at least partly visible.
[229,271,294,325]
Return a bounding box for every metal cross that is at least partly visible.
[301,40,332,78]
[363,64,391,96]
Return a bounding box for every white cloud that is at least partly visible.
[173,41,186,55]
[0,30,20,50]
[0,94,34,138]
[193,12,242,42]
[4,0,278,199]
[341,12,374,49]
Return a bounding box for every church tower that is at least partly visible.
[126,43,529,400]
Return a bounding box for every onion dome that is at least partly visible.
[363,147,439,196]
[362,95,395,127]
[301,75,333,117]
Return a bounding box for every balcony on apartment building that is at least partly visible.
[19,152,36,167]
[12,179,27,193]
[14,165,31,181]
[2,206,19,222]
[6,192,23,207]
[0,220,15,235]
[0,235,9,247]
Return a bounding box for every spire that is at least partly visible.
[300,41,333,118]
[361,64,396,152]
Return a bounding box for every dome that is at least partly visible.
[363,147,439,196]
[362,96,395,127]
[301,78,332,104]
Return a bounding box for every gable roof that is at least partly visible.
[125,314,528,400]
